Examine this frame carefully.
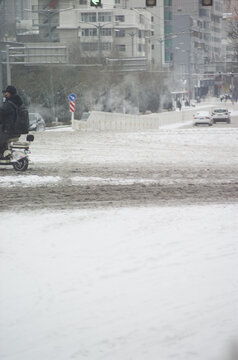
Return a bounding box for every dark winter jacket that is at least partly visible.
[0,94,23,136]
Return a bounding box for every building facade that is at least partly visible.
[1,0,237,98]
[172,0,224,97]
[58,0,154,68]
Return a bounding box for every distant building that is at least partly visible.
[1,0,236,97]
[58,0,154,69]
[172,0,224,97]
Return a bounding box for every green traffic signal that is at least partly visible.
[90,0,102,7]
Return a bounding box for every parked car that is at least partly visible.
[193,111,213,126]
[211,108,231,124]
[29,113,46,131]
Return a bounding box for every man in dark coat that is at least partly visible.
[0,85,22,156]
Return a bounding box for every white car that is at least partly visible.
[211,108,231,124]
[193,111,213,126]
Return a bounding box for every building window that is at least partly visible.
[138,44,145,52]
[164,0,172,6]
[81,42,98,51]
[139,14,144,24]
[81,42,111,51]
[115,15,125,22]
[82,28,97,36]
[101,28,112,36]
[101,43,112,50]
[215,2,222,11]
[115,29,125,37]
[98,12,112,22]
[116,44,125,52]
[79,0,87,4]
[81,13,96,22]
[115,0,120,3]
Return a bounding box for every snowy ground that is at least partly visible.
[1,205,238,360]
[0,104,238,360]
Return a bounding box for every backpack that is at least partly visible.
[8,101,29,134]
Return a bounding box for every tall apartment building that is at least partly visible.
[172,0,224,97]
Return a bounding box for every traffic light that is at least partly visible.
[90,0,102,7]
[201,0,213,6]
[146,0,156,7]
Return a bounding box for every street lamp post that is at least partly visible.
[127,31,136,57]
[79,22,112,64]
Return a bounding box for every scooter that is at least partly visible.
[0,134,34,171]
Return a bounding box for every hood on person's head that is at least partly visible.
[2,85,17,95]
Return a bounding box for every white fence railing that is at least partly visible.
[72,103,232,131]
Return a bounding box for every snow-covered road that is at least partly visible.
[0,126,238,211]
[0,111,238,360]
[1,204,238,360]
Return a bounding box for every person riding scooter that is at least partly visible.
[0,85,22,157]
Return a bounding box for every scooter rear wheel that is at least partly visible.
[13,158,28,171]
